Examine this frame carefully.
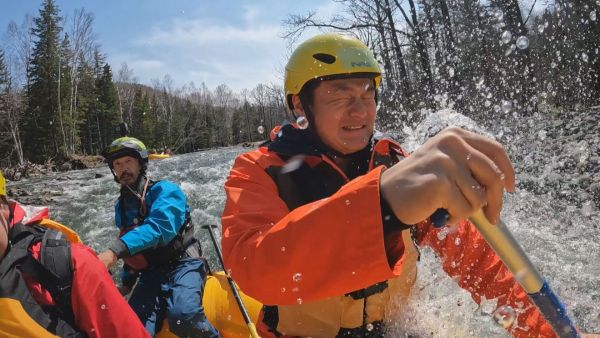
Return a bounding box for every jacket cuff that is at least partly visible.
[380,190,412,235]
[108,239,130,258]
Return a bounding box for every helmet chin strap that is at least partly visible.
[121,174,150,217]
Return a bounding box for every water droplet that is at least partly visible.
[281,287,286,293]
[176,320,181,325]
[476,77,485,89]
[466,153,472,160]
[505,44,516,56]
[292,287,299,292]
[296,116,309,129]
[226,314,232,321]
[501,31,512,44]
[281,246,286,252]
[582,201,595,217]
[351,271,356,275]
[538,130,547,141]
[493,305,516,328]
[100,304,106,310]
[501,100,513,113]
[591,10,597,21]
[581,52,589,62]
[537,24,545,33]
[448,66,455,77]
[437,227,449,240]
[495,10,504,21]
[455,237,461,246]
[516,36,529,49]
[499,172,506,181]
[257,125,265,134]
[366,323,374,331]
[282,154,305,174]
[292,273,302,282]
[296,298,303,304]
[345,199,351,206]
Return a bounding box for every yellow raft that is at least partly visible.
[149,153,171,160]
[157,271,262,338]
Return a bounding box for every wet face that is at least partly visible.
[0,199,10,259]
[294,77,377,155]
[112,156,142,186]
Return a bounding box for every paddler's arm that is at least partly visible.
[71,243,151,338]
[109,181,188,258]
[221,152,399,306]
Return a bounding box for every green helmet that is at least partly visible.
[284,33,382,113]
[102,137,149,168]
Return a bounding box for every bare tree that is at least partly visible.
[65,8,96,152]
[6,15,34,89]
[115,62,137,126]
[0,51,25,164]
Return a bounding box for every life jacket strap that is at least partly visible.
[18,229,75,326]
[345,281,388,300]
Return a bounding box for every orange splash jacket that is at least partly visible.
[221,124,555,338]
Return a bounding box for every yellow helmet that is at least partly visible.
[0,171,5,196]
[284,33,382,112]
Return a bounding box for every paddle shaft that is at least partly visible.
[467,210,579,338]
[202,225,260,338]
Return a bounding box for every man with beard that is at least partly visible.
[98,137,219,337]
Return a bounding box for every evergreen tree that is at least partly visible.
[96,63,119,149]
[58,33,73,153]
[23,0,63,162]
[130,88,149,139]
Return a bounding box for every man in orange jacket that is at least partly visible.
[0,171,150,338]
[220,33,583,337]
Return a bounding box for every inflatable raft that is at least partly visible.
[149,153,171,160]
[156,271,262,338]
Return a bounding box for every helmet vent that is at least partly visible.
[312,53,336,64]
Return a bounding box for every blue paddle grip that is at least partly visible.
[529,281,579,338]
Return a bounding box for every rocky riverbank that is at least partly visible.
[2,154,105,205]
[2,154,104,181]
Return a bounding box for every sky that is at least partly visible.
[0,0,343,92]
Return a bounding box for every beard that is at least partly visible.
[118,172,137,186]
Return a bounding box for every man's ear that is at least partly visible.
[291,95,307,117]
